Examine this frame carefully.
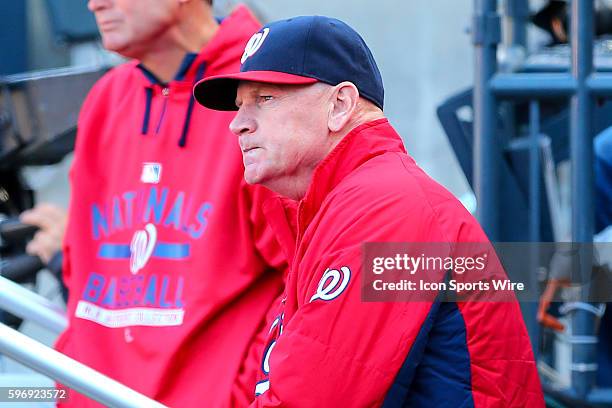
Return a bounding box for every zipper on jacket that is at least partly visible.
[155,87,170,135]
[295,201,306,247]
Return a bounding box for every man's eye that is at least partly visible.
[258,95,273,102]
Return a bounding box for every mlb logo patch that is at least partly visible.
[141,162,162,184]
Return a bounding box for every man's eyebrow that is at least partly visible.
[252,84,283,93]
[235,84,284,106]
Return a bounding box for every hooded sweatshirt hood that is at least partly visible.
[57,7,287,407]
[130,5,261,146]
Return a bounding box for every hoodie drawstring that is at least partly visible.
[137,57,205,146]
[141,87,154,135]
[178,61,207,148]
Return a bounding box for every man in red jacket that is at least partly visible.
[21,1,286,407]
[194,16,545,407]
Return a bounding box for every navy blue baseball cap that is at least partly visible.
[193,15,384,111]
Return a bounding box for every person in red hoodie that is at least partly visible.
[194,16,545,407]
[21,1,287,407]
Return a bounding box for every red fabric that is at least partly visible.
[56,6,286,407]
[198,70,319,86]
[195,70,318,90]
[251,119,544,407]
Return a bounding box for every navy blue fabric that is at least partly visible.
[137,53,206,145]
[382,302,440,407]
[179,61,207,147]
[594,126,612,387]
[175,53,198,81]
[137,53,198,85]
[141,87,153,135]
[595,127,612,234]
[597,305,612,387]
[137,63,166,86]
[194,15,384,111]
[382,302,475,408]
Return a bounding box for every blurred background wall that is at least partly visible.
[2,0,485,207]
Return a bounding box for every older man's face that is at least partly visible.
[88,0,178,58]
[230,82,334,198]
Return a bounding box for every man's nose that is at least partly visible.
[88,0,111,12]
[229,108,256,136]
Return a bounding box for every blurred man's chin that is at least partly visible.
[243,167,262,185]
[101,36,130,54]
[101,39,121,52]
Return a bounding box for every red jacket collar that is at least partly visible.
[299,118,406,228]
[263,118,405,264]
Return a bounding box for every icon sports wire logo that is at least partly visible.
[362,242,527,303]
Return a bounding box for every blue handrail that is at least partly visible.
[473,0,612,401]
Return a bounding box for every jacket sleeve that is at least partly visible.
[250,243,438,407]
[249,178,465,407]
[250,185,542,407]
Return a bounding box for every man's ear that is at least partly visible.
[328,82,359,133]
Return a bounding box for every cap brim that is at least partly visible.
[193,71,318,111]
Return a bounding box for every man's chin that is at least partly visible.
[243,167,263,186]
[101,38,133,57]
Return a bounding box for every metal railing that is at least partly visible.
[0,323,167,408]
[0,275,167,407]
[473,0,612,401]
[0,275,67,333]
